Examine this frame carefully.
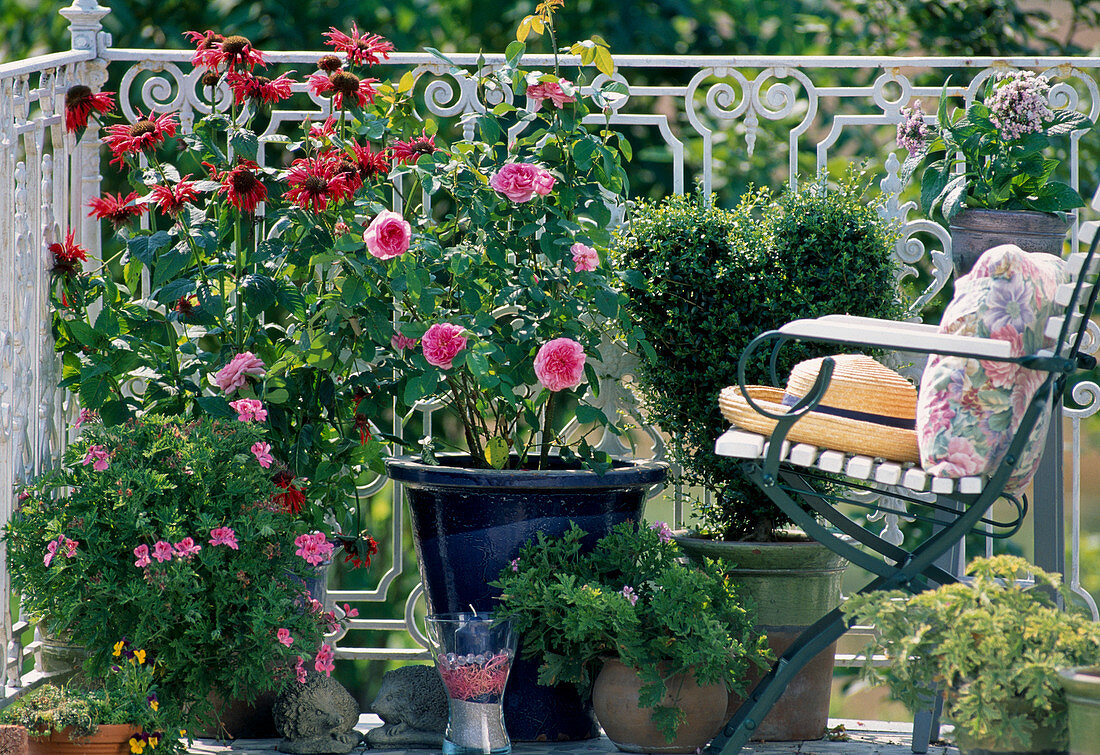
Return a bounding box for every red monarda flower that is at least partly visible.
[350,141,391,180]
[390,131,438,165]
[226,71,295,105]
[316,55,343,73]
[183,30,225,69]
[102,111,178,168]
[87,191,146,227]
[212,34,266,72]
[64,85,115,132]
[307,70,378,110]
[284,155,353,212]
[150,175,200,215]
[308,116,338,140]
[322,23,394,67]
[217,161,268,212]
[272,472,306,515]
[173,294,198,318]
[50,231,88,275]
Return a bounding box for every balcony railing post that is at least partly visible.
[59,0,111,57]
[1033,410,1066,589]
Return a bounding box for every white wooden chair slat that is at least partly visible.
[816,314,941,334]
[1067,250,1100,278]
[778,319,1013,358]
[1046,314,1082,341]
[789,443,819,467]
[1056,283,1077,307]
[713,429,986,494]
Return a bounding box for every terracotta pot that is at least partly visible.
[194,689,279,739]
[591,658,727,754]
[673,534,846,742]
[28,725,138,755]
[949,208,1069,276]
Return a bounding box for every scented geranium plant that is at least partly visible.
[5,415,352,734]
[898,70,1093,223]
[492,521,771,741]
[56,1,640,484]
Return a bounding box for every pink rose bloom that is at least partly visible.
[314,643,336,676]
[490,162,555,203]
[152,540,174,563]
[209,526,239,550]
[173,536,202,559]
[342,603,359,619]
[134,544,152,568]
[294,656,307,684]
[930,436,986,477]
[527,79,576,109]
[277,628,294,647]
[229,398,267,423]
[391,333,419,351]
[364,210,411,260]
[82,444,110,472]
[251,441,274,468]
[571,242,599,272]
[534,337,586,392]
[215,351,266,394]
[421,323,467,370]
[44,539,59,567]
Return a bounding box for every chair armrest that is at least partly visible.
[815,314,941,334]
[777,318,1013,359]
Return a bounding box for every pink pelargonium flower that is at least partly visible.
[364,210,412,260]
[489,162,555,203]
[44,540,59,567]
[314,643,336,676]
[534,338,586,392]
[620,585,638,606]
[214,351,266,394]
[134,544,152,568]
[294,656,308,684]
[229,398,267,423]
[649,520,674,544]
[152,540,174,563]
[527,78,576,109]
[209,526,239,550]
[295,532,335,567]
[173,537,202,559]
[82,444,111,471]
[421,323,468,370]
[64,538,79,558]
[251,441,275,468]
[571,242,599,272]
[277,628,294,647]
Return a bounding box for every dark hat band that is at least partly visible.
[781,392,916,431]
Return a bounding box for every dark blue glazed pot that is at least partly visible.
[386,454,668,743]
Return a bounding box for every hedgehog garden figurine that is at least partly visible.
[364,665,448,749]
[273,669,362,754]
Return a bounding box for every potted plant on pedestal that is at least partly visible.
[493,520,771,754]
[1,646,179,755]
[896,70,1094,275]
[613,173,903,740]
[845,555,1100,754]
[5,415,341,739]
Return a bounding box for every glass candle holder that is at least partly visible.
[426,613,517,755]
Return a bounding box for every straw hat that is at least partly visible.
[718,354,920,463]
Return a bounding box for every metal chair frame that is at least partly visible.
[705,232,1100,755]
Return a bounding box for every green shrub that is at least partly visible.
[615,172,902,540]
[5,415,331,733]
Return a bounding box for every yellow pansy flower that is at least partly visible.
[133,648,146,664]
[113,640,125,657]
[149,700,159,712]
[129,737,145,754]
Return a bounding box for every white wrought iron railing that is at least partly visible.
[3,0,1100,693]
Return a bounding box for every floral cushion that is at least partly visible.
[916,244,1069,492]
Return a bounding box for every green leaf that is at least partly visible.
[229,129,258,161]
[939,176,968,222]
[505,41,525,68]
[241,274,278,315]
[92,308,120,338]
[485,437,509,469]
[1025,182,1085,213]
[123,258,142,295]
[98,399,130,426]
[276,280,307,320]
[127,231,171,266]
[151,248,192,288]
[156,278,196,305]
[79,372,112,410]
[265,388,290,404]
[196,395,236,419]
[920,160,952,217]
[67,319,103,349]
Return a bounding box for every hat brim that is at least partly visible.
[719,385,920,464]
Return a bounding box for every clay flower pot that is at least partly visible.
[591,658,727,754]
[28,725,139,755]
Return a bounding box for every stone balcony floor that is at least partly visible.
[187,717,960,754]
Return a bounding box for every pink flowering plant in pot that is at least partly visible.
[4,415,352,736]
[897,70,1093,224]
